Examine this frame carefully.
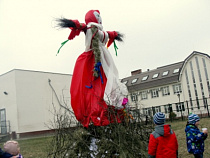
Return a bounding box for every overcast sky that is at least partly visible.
[0,0,210,79]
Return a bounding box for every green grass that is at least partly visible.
[1,136,52,158]
[0,118,209,158]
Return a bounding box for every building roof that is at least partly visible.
[178,51,210,81]
[121,51,209,92]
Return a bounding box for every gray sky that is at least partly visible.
[0,0,210,79]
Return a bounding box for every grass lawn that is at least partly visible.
[0,117,209,158]
[0,136,52,158]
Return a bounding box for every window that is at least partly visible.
[131,94,138,102]
[162,86,170,96]
[173,84,182,94]
[0,109,7,134]
[151,89,159,98]
[152,73,159,79]
[202,58,209,80]
[196,57,207,108]
[181,103,185,111]
[162,71,169,76]
[142,76,148,81]
[185,69,193,108]
[154,106,161,113]
[164,104,172,113]
[141,91,147,100]
[131,78,138,84]
[173,68,179,73]
[176,102,185,112]
[204,98,208,108]
[143,108,148,115]
[144,108,152,116]
[152,106,161,115]
[202,58,210,98]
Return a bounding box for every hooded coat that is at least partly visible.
[148,124,178,158]
[185,124,207,154]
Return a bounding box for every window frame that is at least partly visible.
[131,93,138,102]
[173,84,182,94]
[164,104,172,114]
[176,102,185,112]
[131,78,138,84]
[162,86,170,96]
[142,76,149,81]
[141,91,147,100]
[152,73,159,79]
[162,71,169,76]
[151,89,159,98]
[173,68,179,73]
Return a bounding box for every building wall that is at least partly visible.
[127,52,210,117]
[0,71,19,134]
[180,53,210,112]
[130,83,183,105]
[129,82,184,118]
[15,70,73,134]
[0,69,74,137]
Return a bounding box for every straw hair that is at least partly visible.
[4,140,20,155]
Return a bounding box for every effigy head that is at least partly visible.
[85,10,102,24]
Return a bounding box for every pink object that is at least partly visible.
[122,98,128,105]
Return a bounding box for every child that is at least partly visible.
[3,141,23,158]
[185,114,208,158]
[148,112,178,158]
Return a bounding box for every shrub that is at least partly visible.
[169,112,177,121]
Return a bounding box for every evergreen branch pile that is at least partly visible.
[47,107,153,158]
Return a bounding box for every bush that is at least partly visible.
[169,112,177,121]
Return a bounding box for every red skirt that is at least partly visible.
[70,51,123,128]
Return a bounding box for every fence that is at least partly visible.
[143,97,210,121]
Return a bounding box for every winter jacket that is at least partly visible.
[0,148,23,158]
[185,124,207,154]
[0,148,13,158]
[148,124,178,158]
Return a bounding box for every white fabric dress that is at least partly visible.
[85,22,128,109]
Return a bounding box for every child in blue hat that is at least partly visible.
[148,112,178,158]
[185,114,208,158]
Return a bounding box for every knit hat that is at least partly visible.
[153,112,165,125]
[188,114,200,124]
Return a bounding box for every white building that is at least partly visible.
[0,51,209,138]
[0,69,73,138]
[121,51,210,119]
